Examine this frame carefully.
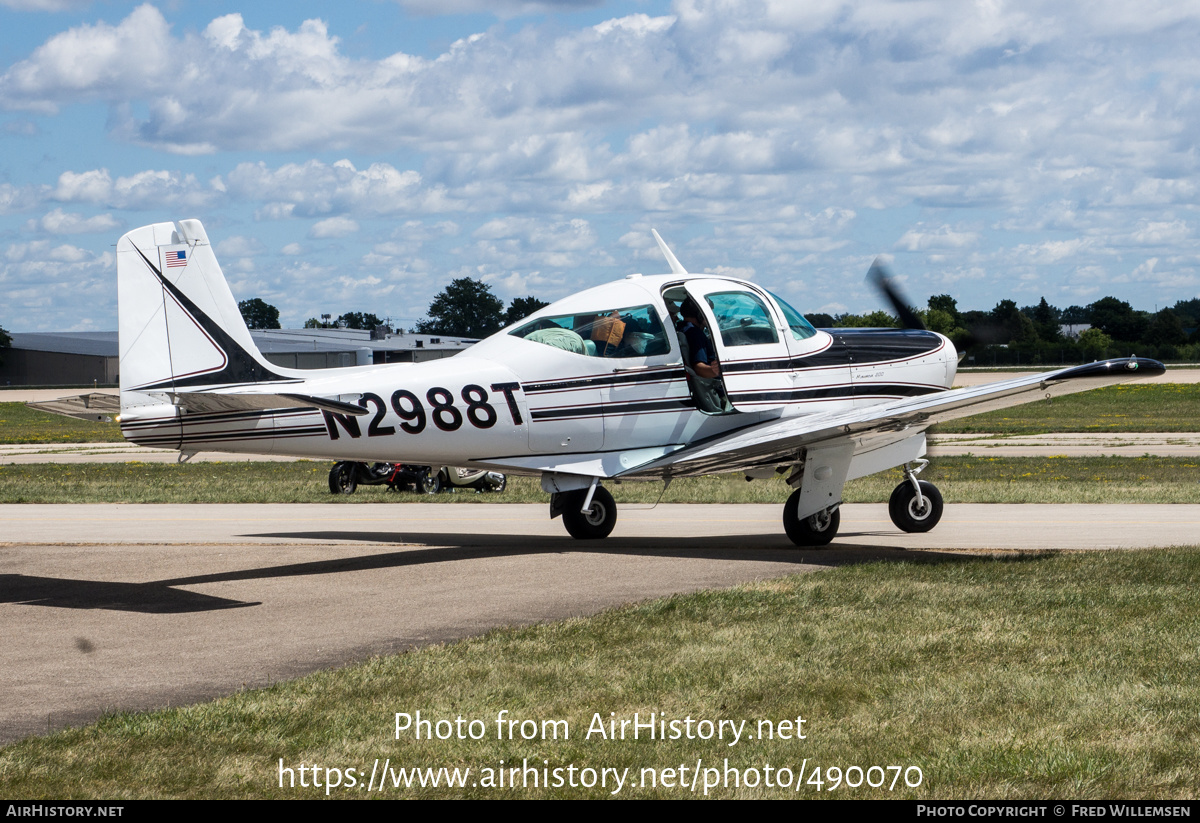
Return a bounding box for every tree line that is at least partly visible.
[239,279,548,339]
[816,295,1200,365]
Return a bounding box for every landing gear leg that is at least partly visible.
[783,488,840,547]
[888,460,943,533]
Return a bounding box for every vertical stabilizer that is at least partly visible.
[117,220,295,414]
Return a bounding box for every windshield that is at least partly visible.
[768,291,817,341]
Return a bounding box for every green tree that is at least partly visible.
[927,294,963,327]
[1088,297,1148,343]
[1144,308,1186,346]
[238,298,281,330]
[989,299,1037,344]
[1078,327,1113,358]
[337,312,384,330]
[415,278,505,338]
[0,322,10,367]
[1170,298,1200,330]
[833,310,897,328]
[1028,297,1062,342]
[504,296,549,327]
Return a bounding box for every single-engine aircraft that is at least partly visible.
[116,220,1165,545]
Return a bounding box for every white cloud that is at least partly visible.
[28,208,120,234]
[0,0,90,9]
[224,159,429,216]
[309,216,360,238]
[896,226,980,252]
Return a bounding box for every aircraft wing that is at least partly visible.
[625,357,1166,478]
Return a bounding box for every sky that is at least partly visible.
[1,0,1198,332]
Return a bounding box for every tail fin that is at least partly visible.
[117,220,294,405]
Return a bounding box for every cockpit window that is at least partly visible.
[706,291,779,346]
[510,304,671,358]
[768,290,817,341]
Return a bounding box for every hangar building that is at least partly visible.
[0,328,476,387]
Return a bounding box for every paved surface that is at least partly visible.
[928,432,1200,457]
[3,502,1199,744]
[951,367,1200,386]
[0,442,301,464]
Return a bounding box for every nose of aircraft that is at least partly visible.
[941,333,959,388]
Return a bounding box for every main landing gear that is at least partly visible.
[887,460,943,533]
[780,459,944,547]
[783,490,840,547]
[554,485,618,540]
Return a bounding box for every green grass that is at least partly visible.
[0,402,123,444]
[2,549,1198,798]
[2,456,1198,504]
[936,383,1200,434]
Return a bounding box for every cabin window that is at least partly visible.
[705,292,780,346]
[510,304,671,358]
[768,291,818,341]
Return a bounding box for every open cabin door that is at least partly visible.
[679,281,793,414]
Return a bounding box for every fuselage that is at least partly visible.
[120,273,957,474]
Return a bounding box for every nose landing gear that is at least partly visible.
[888,461,943,533]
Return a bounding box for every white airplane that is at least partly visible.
[116,219,1165,545]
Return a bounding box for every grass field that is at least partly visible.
[935,383,1200,434]
[0,402,123,444]
[2,455,1198,504]
[2,548,1197,799]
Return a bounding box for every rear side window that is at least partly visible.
[510,304,671,358]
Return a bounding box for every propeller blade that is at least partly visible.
[866,257,926,331]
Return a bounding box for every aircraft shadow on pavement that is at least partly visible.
[0,574,259,613]
[0,532,1019,615]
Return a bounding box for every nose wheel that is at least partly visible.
[783,489,840,547]
[888,479,943,533]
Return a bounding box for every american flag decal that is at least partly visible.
[165,250,187,268]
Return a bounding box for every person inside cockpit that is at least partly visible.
[677,297,721,379]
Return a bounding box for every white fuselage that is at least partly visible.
[120,274,957,477]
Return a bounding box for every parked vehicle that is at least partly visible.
[436,466,507,493]
[327,462,506,495]
[328,462,441,495]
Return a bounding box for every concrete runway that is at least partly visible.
[3,501,1199,744]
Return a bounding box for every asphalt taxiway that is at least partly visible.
[3,502,1198,744]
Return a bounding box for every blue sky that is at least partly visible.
[1,0,1198,332]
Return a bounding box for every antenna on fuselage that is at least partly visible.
[652,229,687,275]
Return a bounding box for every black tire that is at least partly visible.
[782,489,840,547]
[419,470,443,495]
[328,462,357,495]
[489,474,507,493]
[562,486,617,539]
[888,480,944,533]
